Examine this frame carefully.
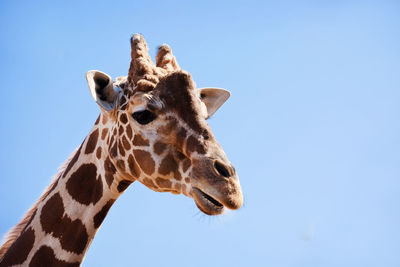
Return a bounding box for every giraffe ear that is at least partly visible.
[198,88,230,119]
[86,70,121,111]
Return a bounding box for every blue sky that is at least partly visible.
[0,1,399,266]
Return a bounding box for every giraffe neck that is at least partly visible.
[0,116,132,266]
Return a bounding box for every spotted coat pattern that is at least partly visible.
[0,34,243,266]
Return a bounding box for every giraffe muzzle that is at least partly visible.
[192,187,225,215]
[190,157,243,215]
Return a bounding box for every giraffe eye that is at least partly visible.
[132,110,157,125]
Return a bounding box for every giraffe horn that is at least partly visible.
[127,34,158,91]
[156,44,180,72]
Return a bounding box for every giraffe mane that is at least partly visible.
[0,146,80,259]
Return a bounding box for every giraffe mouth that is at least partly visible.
[192,187,224,215]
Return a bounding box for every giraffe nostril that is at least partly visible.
[214,161,232,178]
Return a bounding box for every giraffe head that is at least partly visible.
[86,34,243,215]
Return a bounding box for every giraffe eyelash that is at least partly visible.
[147,95,164,110]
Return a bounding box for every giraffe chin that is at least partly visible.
[192,187,225,215]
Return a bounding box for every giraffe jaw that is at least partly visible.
[192,187,225,215]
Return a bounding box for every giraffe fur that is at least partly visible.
[0,34,243,266]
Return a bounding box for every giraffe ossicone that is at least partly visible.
[0,33,243,266]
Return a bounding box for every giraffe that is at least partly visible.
[0,34,243,266]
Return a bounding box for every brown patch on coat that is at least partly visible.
[182,158,191,173]
[158,153,177,176]
[186,135,206,155]
[158,153,182,180]
[175,171,182,180]
[104,157,117,187]
[66,163,103,205]
[85,129,99,154]
[119,95,127,106]
[119,125,124,136]
[59,219,89,255]
[120,113,128,124]
[141,177,157,189]
[110,142,118,158]
[63,144,82,178]
[118,141,126,157]
[116,160,126,172]
[155,177,172,188]
[127,154,140,177]
[40,193,88,254]
[181,184,187,195]
[133,150,155,175]
[94,115,100,125]
[176,151,185,160]
[93,200,115,229]
[153,141,167,155]
[176,127,187,148]
[101,128,108,140]
[117,180,132,192]
[126,125,133,140]
[96,146,102,159]
[29,245,80,267]
[174,183,181,193]
[133,134,150,146]
[0,227,35,266]
[122,135,131,150]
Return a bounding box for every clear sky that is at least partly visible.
[0,1,399,266]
